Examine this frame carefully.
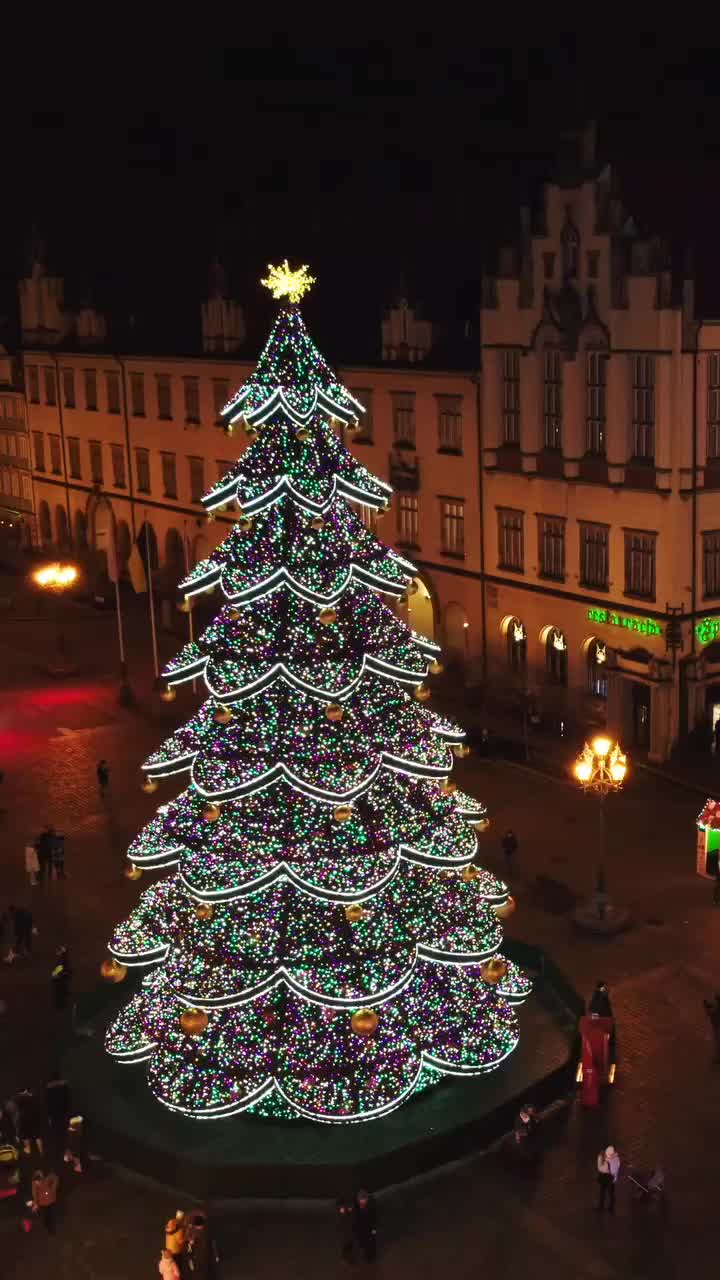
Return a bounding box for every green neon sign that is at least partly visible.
[696,617,720,646]
[586,607,662,637]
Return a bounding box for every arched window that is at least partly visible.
[55,504,69,548]
[137,521,159,571]
[561,214,580,279]
[586,637,608,698]
[74,509,87,550]
[503,615,527,672]
[165,527,185,572]
[545,626,567,686]
[116,521,131,570]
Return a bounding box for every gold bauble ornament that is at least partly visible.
[142,777,158,794]
[493,896,516,921]
[160,685,176,703]
[480,958,508,985]
[239,515,254,532]
[453,742,470,758]
[325,702,344,722]
[351,1008,379,1037]
[310,515,326,531]
[472,816,490,832]
[124,864,142,881]
[180,1008,209,1037]
[227,607,241,621]
[202,802,221,822]
[204,584,215,596]
[223,423,234,437]
[177,598,192,614]
[100,957,127,983]
[333,804,353,823]
[461,864,481,883]
[213,705,233,725]
[295,427,310,443]
[406,580,419,596]
[441,779,458,796]
[244,423,258,438]
[206,511,216,522]
[429,659,444,676]
[345,903,365,923]
[318,607,337,626]
[195,902,214,921]
[414,684,431,702]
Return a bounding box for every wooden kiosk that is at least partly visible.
[697,798,720,879]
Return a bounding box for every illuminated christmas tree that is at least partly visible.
[103,263,530,1122]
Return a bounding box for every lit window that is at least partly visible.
[498,508,523,571]
[441,499,464,556]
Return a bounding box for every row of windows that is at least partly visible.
[361,494,466,557]
[0,465,32,502]
[0,432,28,460]
[26,365,219,425]
[501,351,658,460]
[31,431,234,505]
[25,366,466,454]
[505,618,608,696]
[497,508,657,600]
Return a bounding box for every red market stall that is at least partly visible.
[576,1015,615,1107]
[697,799,720,879]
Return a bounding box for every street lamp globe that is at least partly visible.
[592,735,611,758]
[575,759,593,783]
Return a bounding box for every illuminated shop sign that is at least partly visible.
[696,617,720,646]
[586,607,662,637]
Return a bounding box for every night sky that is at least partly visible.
[7,37,720,357]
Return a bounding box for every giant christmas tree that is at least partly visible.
[104,263,530,1123]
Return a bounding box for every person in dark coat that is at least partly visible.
[96,760,110,797]
[589,981,613,1019]
[36,827,53,884]
[44,1071,71,1147]
[352,1189,377,1263]
[0,1102,17,1146]
[501,829,518,873]
[50,831,65,881]
[335,1197,354,1263]
[186,1209,220,1276]
[8,904,33,958]
[15,1089,43,1156]
[51,945,72,1011]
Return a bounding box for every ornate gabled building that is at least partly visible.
[478,122,720,761]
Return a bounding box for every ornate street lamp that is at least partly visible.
[32,561,79,675]
[573,735,629,930]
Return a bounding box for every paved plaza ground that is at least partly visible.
[0,581,719,1276]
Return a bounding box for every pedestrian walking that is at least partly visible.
[8,904,33,958]
[186,1209,220,1276]
[159,1249,180,1280]
[335,1197,355,1263]
[501,828,519,874]
[36,827,53,884]
[45,1071,71,1146]
[513,1102,537,1148]
[16,1088,44,1157]
[31,1168,59,1233]
[97,759,110,797]
[596,1145,621,1212]
[714,718,720,756]
[703,993,720,1061]
[50,831,65,881]
[63,1115,86,1174]
[589,981,613,1019]
[51,945,72,1011]
[352,1188,377,1263]
[24,842,40,888]
[0,1102,17,1146]
[165,1210,187,1262]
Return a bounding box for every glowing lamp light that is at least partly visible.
[33,563,78,589]
[610,760,627,783]
[575,760,593,783]
[592,736,611,758]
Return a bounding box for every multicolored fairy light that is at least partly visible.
[105,273,529,1122]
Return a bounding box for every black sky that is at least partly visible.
[7,35,720,353]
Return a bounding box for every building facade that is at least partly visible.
[478,124,720,761]
[0,347,32,554]
[21,263,479,667]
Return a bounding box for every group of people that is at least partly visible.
[23,825,65,886]
[336,1189,378,1263]
[0,1072,88,1233]
[160,1209,219,1277]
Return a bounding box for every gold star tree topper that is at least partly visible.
[261,260,316,304]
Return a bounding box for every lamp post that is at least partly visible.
[32,562,79,675]
[573,735,629,930]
